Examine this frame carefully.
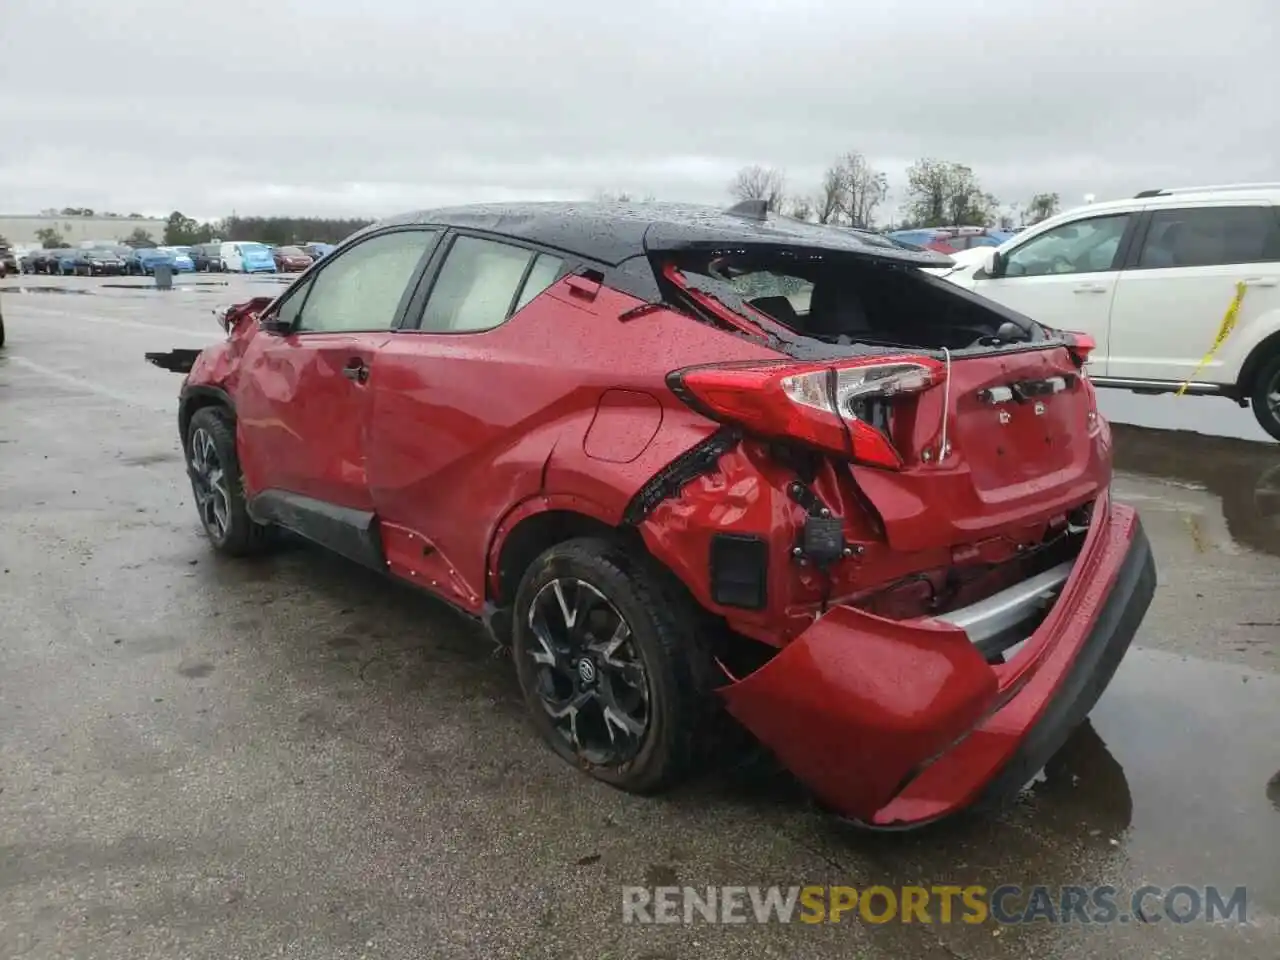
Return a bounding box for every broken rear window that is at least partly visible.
[663,248,1045,355]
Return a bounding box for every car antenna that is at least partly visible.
[726,199,769,221]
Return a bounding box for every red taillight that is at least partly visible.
[1064,330,1096,367]
[670,356,945,469]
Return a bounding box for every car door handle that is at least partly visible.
[1073,283,1108,294]
[342,358,369,383]
[1243,277,1278,287]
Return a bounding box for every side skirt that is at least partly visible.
[249,490,386,572]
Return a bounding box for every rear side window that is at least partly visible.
[295,229,438,333]
[419,237,565,333]
[1136,206,1280,269]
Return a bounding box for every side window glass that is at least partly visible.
[297,230,438,333]
[272,278,312,329]
[420,237,563,333]
[1137,206,1280,269]
[1003,214,1131,278]
[514,253,567,312]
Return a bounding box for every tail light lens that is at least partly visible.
[669,356,944,469]
[1062,330,1096,368]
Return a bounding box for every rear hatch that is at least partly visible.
[652,222,1104,553]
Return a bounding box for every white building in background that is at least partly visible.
[0,213,167,247]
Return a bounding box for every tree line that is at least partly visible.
[154,212,375,248]
[26,212,376,249]
[726,155,1061,231]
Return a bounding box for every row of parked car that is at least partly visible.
[15,241,337,277]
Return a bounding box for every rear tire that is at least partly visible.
[511,537,712,795]
[184,406,274,556]
[1251,353,1280,442]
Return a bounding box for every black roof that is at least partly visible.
[370,201,953,269]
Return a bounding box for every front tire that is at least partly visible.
[511,537,711,795]
[1251,353,1280,442]
[184,407,274,555]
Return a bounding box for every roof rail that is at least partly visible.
[1134,182,1280,199]
[725,199,769,221]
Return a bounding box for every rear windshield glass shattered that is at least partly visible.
[670,250,1043,354]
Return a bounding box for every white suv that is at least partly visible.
[937,184,1280,441]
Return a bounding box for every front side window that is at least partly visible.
[1136,206,1280,269]
[419,237,565,333]
[295,230,438,333]
[1002,214,1131,277]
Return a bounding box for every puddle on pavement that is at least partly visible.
[1112,423,1280,558]
[0,285,95,295]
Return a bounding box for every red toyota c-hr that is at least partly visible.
[147,201,1156,828]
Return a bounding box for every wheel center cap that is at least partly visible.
[577,658,597,685]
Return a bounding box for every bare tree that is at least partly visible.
[839,152,889,228]
[813,165,844,224]
[728,165,786,212]
[787,197,814,221]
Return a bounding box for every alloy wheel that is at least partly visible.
[1267,368,1280,420]
[525,577,651,766]
[188,427,230,540]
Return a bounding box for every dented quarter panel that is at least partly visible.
[366,278,781,608]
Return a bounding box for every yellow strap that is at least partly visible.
[1176,281,1247,396]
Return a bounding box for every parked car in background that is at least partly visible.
[28,249,68,274]
[0,245,17,276]
[158,246,196,272]
[145,200,1155,828]
[191,243,226,272]
[126,247,177,276]
[303,242,335,261]
[272,245,314,272]
[940,183,1280,440]
[889,226,1013,253]
[221,241,277,274]
[57,250,88,276]
[83,247,127,275]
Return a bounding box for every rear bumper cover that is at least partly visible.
[719,492,1155,827]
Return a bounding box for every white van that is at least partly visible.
[935,183,1280,440]
[220,241,277,274]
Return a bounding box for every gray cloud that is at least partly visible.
[2,0,1276,222]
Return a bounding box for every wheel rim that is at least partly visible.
[188,427,230,540]
[525,577,651,765]
[1267,368,1280,420]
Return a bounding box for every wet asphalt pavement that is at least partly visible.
[0,276,1277,959]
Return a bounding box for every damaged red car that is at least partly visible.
[146,201,1156,828]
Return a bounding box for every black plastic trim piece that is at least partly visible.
[249,490,386,571]
[145,348,203,374]
[622,427,740,525]
[709,534,769,609]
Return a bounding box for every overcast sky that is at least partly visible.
[2,0,1276,223]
